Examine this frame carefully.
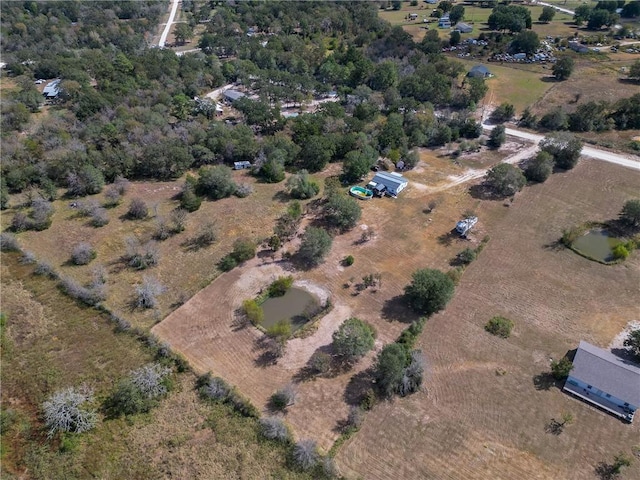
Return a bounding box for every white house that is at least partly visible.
[369,172,408,197]
[563,341,639,422]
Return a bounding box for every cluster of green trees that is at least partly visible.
[573,1,639,29]
[519,93,640,134]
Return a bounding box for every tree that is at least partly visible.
[293,439,319,471]
[130,363,171,399]
[42,386,97,437]
[398,350,425,397]
[587,9,616,30]
[173,23,193,45]
[484,163,526,197]
[573,5,592,25]
[450,30,461,47]
[623,329,640,359]
[550,357,573,380]
[487,125,506,149]
[332,318,376,362]
[196,165,237,200]
[404,268,455,316]
[324,193,362,231]
[511,30,539,55]
[552,56,574,81]
[540,132,583,170]
[490,103,515,123]
[488,5,532,33]
[375,343,408,398]
[270,384,296,411]
[127,198,149,219]
[368,61,398,91]
[299,135,334,172]
[342,150,376,183]
[620,199,640,228]
[622,2,640,18]
[539,6,556,23]
[135,276,165,309]
[485,316,514,338]
[286,170,319,199]
[629,60,640,81]
[67,165,105,197]
[524,151,554,183]
[180,183,201,212]
[449,5,465,24]
[467,77,488,104]
[298,227,332,266]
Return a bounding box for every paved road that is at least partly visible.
[535,1,575,16]
[158,0,180,48]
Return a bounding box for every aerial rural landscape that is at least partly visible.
[1,1,640,479]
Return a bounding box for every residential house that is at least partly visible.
[454,22,473,33]
[369,172,408,197]
[42,79,61,99]
[223,90,245,103]
[563,341,639,422]
[467,64,492,78]
[233,161,252,170]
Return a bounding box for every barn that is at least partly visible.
[563,341,639,422]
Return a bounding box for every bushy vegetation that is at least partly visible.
[620,199,640,229]
[484,163,526,197]
[270,384,297,411]
[268,276,294,297]
[197,374,259,418]
[0,232,20,252]
[551,357,574,380]
[623,329,640,360]
[71,242,96,265]
[540,133,583,170]
[524,151,554,183]
[286,170,320,200]
[260,416,291,443]
[42,386,97,437]
[485,316,514,338]
[298,227,333,266]
[292,439,319,471]
[135,276,165,309]
[105,363,172,417]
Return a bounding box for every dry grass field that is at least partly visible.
[152,149,640,480]
[336,159,640,480]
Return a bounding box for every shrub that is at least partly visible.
[551,357,573,380]
[180,184,202,212]
[127,198,149,219]
[286,170,320,199]
[309,351,332,375]
[487,125,506,149]
[524,151,554,183]
[612,244,630,260]
[103,186,122,207]
[20,250,36,264]
[59,277,106,306]
[346,405,365,431]
[104,380,153,416]
[268,276,294,297]
[135,276,165,309]
[343,255,354,266]
[90,207,109,227]
[623,329,640,360]
[446,266,464,286]
[218,255,238,271]
[125,238,159,270]
[199,376,231,402]
[484,163,526,197]
[0,232,19,252]
[34,261,56,278]
[456,248,476,265]
[485,316,514,338]
[292,439,319,471]
[540,132,583,170]
[66,165,105,197]
[231,238,256,262]
[360,388,377,411]
[130,363,171,399]
[620,199,640,229]
[491,103,515,123]
[196,165,237,200]
[71,243,96,265]
[270,384,296,411]
[42,386,97,437]
[234,183,253,198]
[243,299,264,325]
[396,317,427,351]
[332,317,376,362]
[404,268,455,315]
[190,223,217,248]
[77,200,101,217]
[259,417,291,443]
[375,343,408,398]
[266,320,292,341]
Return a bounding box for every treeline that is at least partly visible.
[1,1,490,199]
[521,93,640,133]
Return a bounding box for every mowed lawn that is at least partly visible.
[336,159,640,480]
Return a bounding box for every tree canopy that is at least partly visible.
[404,268,455,315]
[332,318,376,362]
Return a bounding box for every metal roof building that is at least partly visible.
[223,90,245,102]
[563,341,640,422]
[43,79,61,98]
[371,171,408,197]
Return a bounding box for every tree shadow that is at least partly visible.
[272,190,290,203]
[541,76,560,83]
[343,368,375,406]
[532,372,558,391]
[253,336,280,368]
[594,462,618,480]
[381,295,415,323]
[618,78,639,86]
[231,308,249,332]
[542,238,565,252]
[437,229,459,247]
[468,183,502,200]
[292,344,335,383]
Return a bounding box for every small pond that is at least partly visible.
[572,229,621,263]
[261,287,320,331]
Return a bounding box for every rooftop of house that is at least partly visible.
[372,171,408,187]
[223,90,245,101]
[570,341,640,406]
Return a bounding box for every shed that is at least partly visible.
[43,79,61,98]
[563,341,640,422]
[467,65,492,78]
[371,171,408,197]
[454,22,473,33]
[223,90,245,103]
[233,161,252,170]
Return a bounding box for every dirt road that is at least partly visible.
[158,0,180,48]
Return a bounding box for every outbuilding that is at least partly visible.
[43,79,61,98]
[233,161,252,170]
[370,171,408,197]
[223,89,245,103]
[454,22,473,33]
[563,341,639,422]
[467,65,492,78]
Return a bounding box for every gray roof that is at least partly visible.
[570,341,640,406]
[372,171,408,189]
[455,22,473,31]
[43,79,61,97]
[223,90,245,101]
[470,65,490,74]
